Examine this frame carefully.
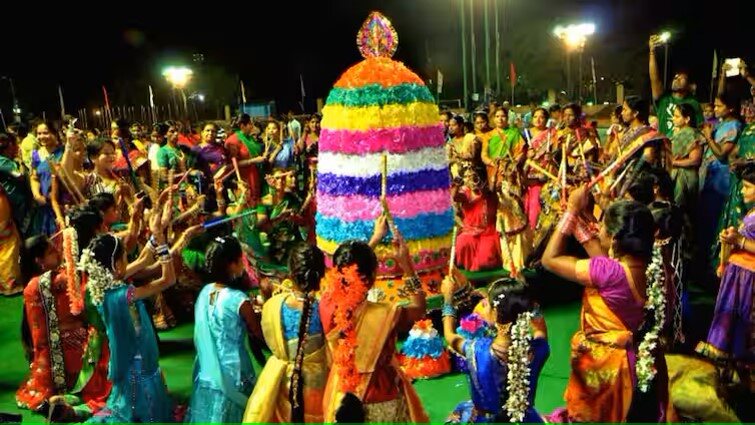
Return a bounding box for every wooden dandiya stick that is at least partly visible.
[232,157,243,182]
[525,160,559,183]
[380,153,400,240]
[497,211,518,277]
[560,135,569,203]
[49,162,84,205]
[448,224,458,275]
[202,208,258,229]
[609,158,637,192]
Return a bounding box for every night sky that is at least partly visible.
[0,0,750,121]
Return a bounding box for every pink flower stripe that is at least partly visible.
[319,125,444,155]
[318,189,452,222]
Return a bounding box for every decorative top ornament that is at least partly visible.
[357,12,398,59]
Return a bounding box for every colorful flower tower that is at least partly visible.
[316,12,453,300]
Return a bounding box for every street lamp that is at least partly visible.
[553,23,596,101]
[162,66,193,118]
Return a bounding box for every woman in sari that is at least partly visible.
[697,162,755,393]
[225,114,267,206]
[670,103,703,212]
[17,207,112,421]
[447,115,471,181]
[244,242,328,423]
[542,188,671,422]
[51,133,86,231]
[523,107,557,229]
[697,93,742,268]
[190,123,226,180]
[453,164,502,272]
[0,133,23,294]
[30,121,65,236]
[442,278,549,423]
[187,236,261,423]
[711,112,755,267]
[482,107,525,190]
[80,191,177,423]
[319,220,429,423]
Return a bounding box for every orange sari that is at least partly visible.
[564,257,646,422]
[321,301,429,423]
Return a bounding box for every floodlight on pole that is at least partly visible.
[162,66,193,89]
[553,23,596,101]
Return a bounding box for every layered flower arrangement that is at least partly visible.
[398,319,451,379]
[316,12,453,279]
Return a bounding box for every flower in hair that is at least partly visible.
[636,245,666,392]
[78,248,125,307]
[63,227,83,315]
[504,311,533,422]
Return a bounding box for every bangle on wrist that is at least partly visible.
[557,211,578,236]
[574,218,597,244]
[740,237,746,250]
[442,302,457,318]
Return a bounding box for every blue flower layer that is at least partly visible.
[315,209,454,243]
[317,168,450,197]
[401,335,445,358]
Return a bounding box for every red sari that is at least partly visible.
[454,187,502,271]
[16,270,110,414]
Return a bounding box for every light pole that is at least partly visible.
[460,0,469,111]
[553,23,595,102]
[1,76,21,122]
[162,66,193,119]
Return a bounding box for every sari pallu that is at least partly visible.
[243,293,328,423]
[524,129,557,229]
[559,257,662,423]
[670,127,702,211]
[321,302,429,423]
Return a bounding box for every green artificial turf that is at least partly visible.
[0,294,579,423]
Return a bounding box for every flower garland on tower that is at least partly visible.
[636,244,666,393]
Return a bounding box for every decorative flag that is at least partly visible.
[148,85,155,108]
[437,69,444,94]
[712,50,718,78]
[300,74,306,98]
[58,85,66,118]
[102,85,111,111]
[240,80,247,104]
[509,62,516,87]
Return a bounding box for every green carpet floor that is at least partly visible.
[0,294,579,423]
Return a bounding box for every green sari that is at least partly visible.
[711,122,755,267]
[670,127,702,211]
[487,127,522,160]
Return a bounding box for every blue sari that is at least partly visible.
[186,284,256,423]
[697,119,742,267]
[447,336,549,423]
[87,285,173,423]
[30,147,63,236]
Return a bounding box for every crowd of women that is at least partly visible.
[0,34,753,423]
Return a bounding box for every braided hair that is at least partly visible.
[487,279,535,423]
[204,236,244,289]
[287,242,325,423]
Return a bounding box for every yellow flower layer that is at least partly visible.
[321,102,439,132]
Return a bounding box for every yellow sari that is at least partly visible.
[321,301,429,423]
[0,191,21,295]
[243,293,328,423]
